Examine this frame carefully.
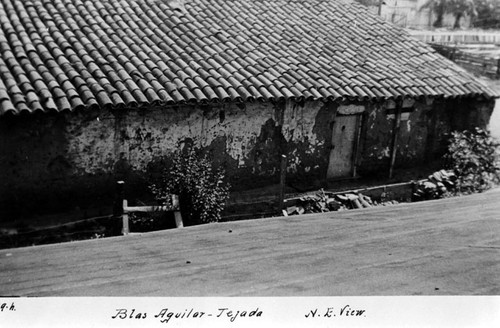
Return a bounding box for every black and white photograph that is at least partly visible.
[0,0,499,327]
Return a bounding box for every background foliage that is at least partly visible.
[474,0,500,28]
[445,128,500,194]
[356,0,500,29]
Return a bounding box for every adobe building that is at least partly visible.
[0,0,496,221]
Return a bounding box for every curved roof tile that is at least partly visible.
[0,0,498,116]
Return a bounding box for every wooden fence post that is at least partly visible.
[278,154,287,211]
[122,199,130,235]
[113,181,129,235]
[113,180,125,223]
[113,181,124,214]
[172,194,183,228]
[389,103,402,179]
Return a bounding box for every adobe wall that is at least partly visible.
[357,97,494,176]
[0,97,494,222]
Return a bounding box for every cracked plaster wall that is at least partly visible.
[0,97,494,221]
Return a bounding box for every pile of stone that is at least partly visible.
[283,189,398,216]
[412,169,456,201]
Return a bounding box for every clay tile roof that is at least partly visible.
[0,0,498,116]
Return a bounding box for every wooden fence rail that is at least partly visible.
[114,181,183,235]
[409,31,500,44]
[431,44,500,78]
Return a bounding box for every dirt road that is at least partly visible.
[1,189,499,296]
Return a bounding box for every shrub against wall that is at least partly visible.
[446,128,500,194]
[150,144,230,226]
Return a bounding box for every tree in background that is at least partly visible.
[355,0,500,30]
[473,0,500,29]
[420,0,477,28]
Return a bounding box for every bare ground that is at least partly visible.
[1,189,498,296]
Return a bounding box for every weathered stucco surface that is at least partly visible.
[0,97,494,221]
[282,100,330,176]
[359,99,431,173]
[65,103,274,175]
